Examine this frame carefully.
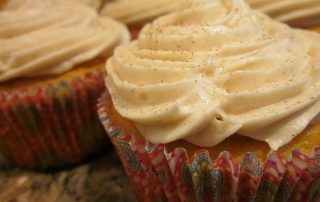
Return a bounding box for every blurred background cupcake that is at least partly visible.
[0,0,129,169]
[100,0,320,38]
[99,0,320,201]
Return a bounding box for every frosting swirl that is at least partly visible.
[101,0,185,25]
[0,0,129,82]
[73,0,103,10]
[106,0,320,150]
[247,0,320,25]
[101,0,320,27]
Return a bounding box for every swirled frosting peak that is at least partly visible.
[0,0,130,82]
[106,0,320,150]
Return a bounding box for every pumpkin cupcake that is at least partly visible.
[0,0,129,169]
[99,0,320,201]
[101,0,320,39]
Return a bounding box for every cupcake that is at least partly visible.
[0,0,129,169]
[246,0,320,28]
[101,0,320,39]
[99,0,320,201]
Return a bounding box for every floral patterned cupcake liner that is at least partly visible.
[0,69,109,169]
[98,92,320,202]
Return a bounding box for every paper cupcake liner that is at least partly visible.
[0,69,109,169]
[98,92,320,202]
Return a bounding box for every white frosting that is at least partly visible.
[101,0,320,27]
[247,0,320,25]
[2,0,103,10]
[101,0,185,25]
[0,0,129,82]
[73,0,103,10]
[106,0,320,150]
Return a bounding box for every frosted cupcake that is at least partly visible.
[101,0,320,39]
[99,0,320,201]
[0,0,129,169]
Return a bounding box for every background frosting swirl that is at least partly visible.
[0,0,129,82]
[247,0,320,26]
[101,0,320,27]
[106,0,320,150]
[101,0,185,25]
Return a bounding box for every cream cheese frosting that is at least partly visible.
[0,0,129,82]
[105,0,320,150]
[101,0,320,27]
[247,0,320,27]
[1,0,103,10]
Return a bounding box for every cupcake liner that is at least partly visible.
[0,69,109,169]
[98,92,320,202]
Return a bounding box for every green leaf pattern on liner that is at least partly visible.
[255,180,277,202]
[274,181,291,202]
[76,117,106,152]
[310,178,320,200]
[155,169,166,186]
[50,81,75,113]
[182,153,223,201]
[117,140,141,172]
[109,128,122,137]
[182,163,193,188]
[14,103,41,133]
